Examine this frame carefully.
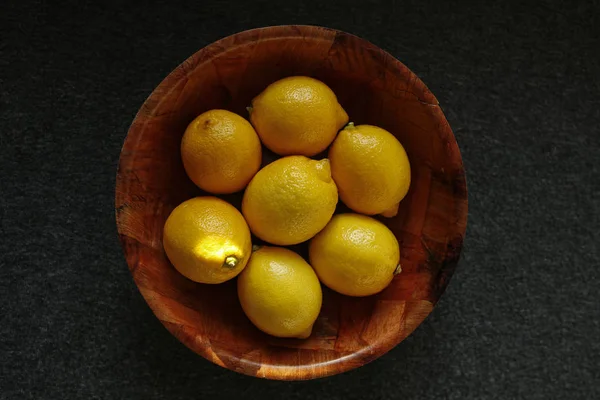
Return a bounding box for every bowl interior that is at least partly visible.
[115,25,467,380]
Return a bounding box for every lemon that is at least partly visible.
[242,155,338,245]
[237,246,322,338]
[162,196,252,284]
[329,123,411,216]
[181,109,262,194]
[249,76,349,156]
[309,213,401,297]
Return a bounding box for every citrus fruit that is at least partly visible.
[181,109,261,194]
[237,246,322,338]
[329,123,411,216]
[242,155,338,245]
[309,213,401,297]
[162,196,252,284]
[249,76,348,156]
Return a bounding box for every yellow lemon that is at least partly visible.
[329,123,411,216]
[309,213,401,297]
[163,196,252,284]
[237,246,322,338]
[181,109,262,194]
[242,155,338,245]
[249,76,349,156]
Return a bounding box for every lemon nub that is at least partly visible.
[223,255,239,269]
[314,159,332,183]
[381,203,400,218]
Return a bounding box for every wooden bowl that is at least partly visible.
[115,25,468,380]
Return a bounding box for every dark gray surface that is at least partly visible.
[2,0,599,399]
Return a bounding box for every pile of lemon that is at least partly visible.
[163,76,411,339]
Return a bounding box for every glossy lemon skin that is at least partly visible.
[163,196,252,284]
[250,76,348,156]
[181,109,262,194]
[237,246,323,339]
[329,124,411,216]
[242,155,338,246]
[309,213,400,297]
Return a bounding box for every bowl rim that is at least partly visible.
[115,24,468,381]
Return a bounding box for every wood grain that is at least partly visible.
[115,25,468,380]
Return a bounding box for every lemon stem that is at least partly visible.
[223,256,239,269]
[345,121,355,129]
[394,264,402,275]
[252,245,262,252]
[246,106,253,115]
